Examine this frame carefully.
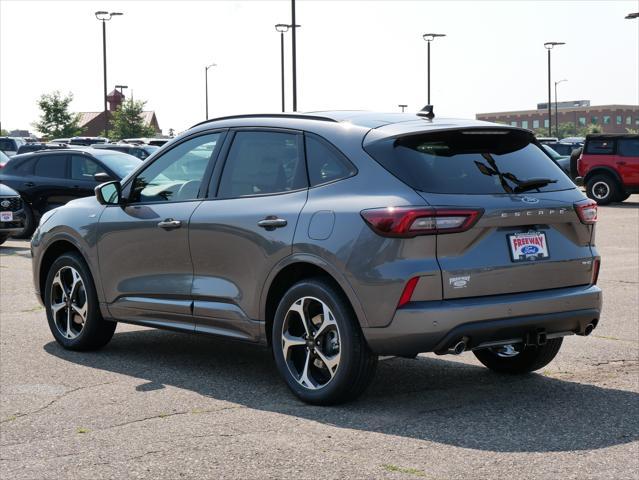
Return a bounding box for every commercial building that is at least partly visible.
[476,102,639,134]
[77,88,161,137]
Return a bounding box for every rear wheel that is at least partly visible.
[473,338,563,374]
[272,278,377,405]
[44,252,116,350]
[586,174,619,205]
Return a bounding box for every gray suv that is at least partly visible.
[31,111,602,404]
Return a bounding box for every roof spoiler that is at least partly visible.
[416,105,435,119]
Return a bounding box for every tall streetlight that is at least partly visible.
[95,11,123,137]
[398,104,408,112]
[115,84,128,96]
[275,24,290,113]
[544,41,565,137]
[204,63,217,120]
[554,79,567,137]
[275,23,300,112]
[291,0,299,111]
[422,33,446,105]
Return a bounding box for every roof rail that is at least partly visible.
[190,113,338,129]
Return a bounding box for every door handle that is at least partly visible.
[24,182,35,187]
[257,216,288,230]
[157,218,182,229]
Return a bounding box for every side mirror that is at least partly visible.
[95,181,122,205]
[94,172,114,183]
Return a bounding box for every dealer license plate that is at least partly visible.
[0,211,13,222]
[508,232,549,262]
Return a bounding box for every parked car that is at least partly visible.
[0,150,10,169]
[49,138,70,145]
[545,142,579,157]
[578,134,639,204]
[31,111,601,405]
[0,183,26,245]
[0,148,141,238]
[536,136,559,144]
[542,144,571,176]
[123,137,170,147]
[68,137,109,146]
[0,137,27,157]
[16,143,68,155]
[91,143,159,160]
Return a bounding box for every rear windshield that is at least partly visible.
[91,151,142,178]
[364,129,574,194]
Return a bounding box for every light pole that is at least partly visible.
[115,84,128,97]
[422,33,446,105]
[625,12,638,19]
[398,104,408,112]
[544,41,565,137]
[204,63,216,120]
[291,0,299,111]
[95,11,123,137]
[275,24,290,113]
[554,79,567,137]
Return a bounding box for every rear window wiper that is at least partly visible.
[514,178,557,193]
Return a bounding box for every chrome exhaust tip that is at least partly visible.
[447,339,467,355]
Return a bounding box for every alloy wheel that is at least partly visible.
[281,296,341,390]
[50,266,88,340]
[592,181,610,200]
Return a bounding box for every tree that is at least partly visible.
[107,98,157,141]
[533,122,602,139]
[32,91,83,139]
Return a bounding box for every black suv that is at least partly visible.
[0,148,141,237]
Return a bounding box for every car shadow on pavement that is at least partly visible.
[0,243,31,256]
[604,201,639,209]
[44,328,639,453]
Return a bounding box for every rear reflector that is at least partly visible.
[397,276,419,308]
[592,258,601,285]
[574,199,598,224]
[361,207,483,237]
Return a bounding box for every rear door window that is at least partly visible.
[364,129,574,194]
[585,139,616,154]
[71,155,106,181]
[34,155,67,178]
[217,131,306,198]
[618,138,639,157]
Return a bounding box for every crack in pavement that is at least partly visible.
[0,382,115,424]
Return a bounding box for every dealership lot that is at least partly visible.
[1,199,637,479]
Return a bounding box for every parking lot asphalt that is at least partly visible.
[1,198,638,480]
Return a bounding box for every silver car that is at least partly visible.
[31,111,602,404]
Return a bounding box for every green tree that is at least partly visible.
[576,124,602,137]
[0,128,8,136]
[533,122,579,139]
[107,98,157,141]
[32,91,83,139]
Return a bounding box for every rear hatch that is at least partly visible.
[364,127,597,299]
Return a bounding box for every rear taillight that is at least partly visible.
[575,199,598,224]
[592,258,601,284]
[360,207,483,238]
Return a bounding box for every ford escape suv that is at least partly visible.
[31,111,602,405]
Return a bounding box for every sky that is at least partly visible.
[1,0,638,135]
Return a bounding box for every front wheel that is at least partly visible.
[44,252,116,350]
[12,201,36,239]
[473,338,563,374]
[272,279,377,405]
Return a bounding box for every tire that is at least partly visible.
[615,192,631,202]
[473,338,563,374]
[12,202,36,239]
[44,252,116,351]
[586,174,619,205]
[0,233,9,245]
[272,278,377,405]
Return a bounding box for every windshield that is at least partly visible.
[364,129,574,194]
[92,151,142,178]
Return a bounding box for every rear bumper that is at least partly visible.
[362,285,602,355]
